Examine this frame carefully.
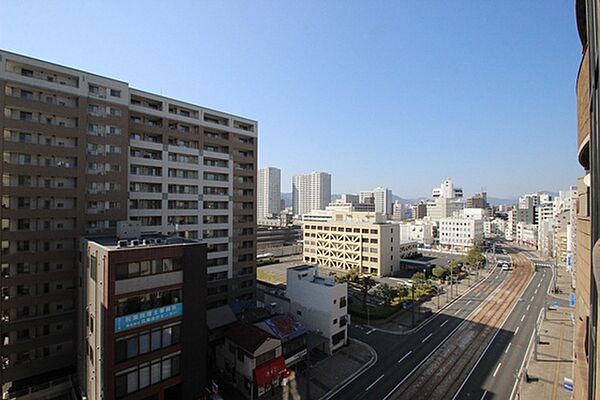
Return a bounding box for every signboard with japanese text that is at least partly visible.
[114,303,182,332]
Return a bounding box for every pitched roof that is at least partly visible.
[256,314,307,342]
[225,321,279,354]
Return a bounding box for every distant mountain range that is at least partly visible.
[281,192,521,207]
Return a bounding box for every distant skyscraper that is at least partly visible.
[373,187,393,215]
[432,178,463,199]
[292,172,331,216]
[258,167,281,219]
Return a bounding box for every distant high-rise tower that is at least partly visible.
[292,172,331,216]
[373,187,393,215]
[257,167,281,219]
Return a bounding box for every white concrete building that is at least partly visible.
[518,222,538,247]
[432,178,463,199]
[292,172,331,217]
[426,197,465,221]
[286,265,348,354]
[303,211,417,276]
[505,209,517,241]
[373,187,393,215]
[397,221,435,245]
[257,167,281,219]
[438,217,483,252]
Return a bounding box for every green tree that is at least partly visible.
[361,276,376,310]
[411,271,426,283]
[432,266,448,280]
[376,283,398,306]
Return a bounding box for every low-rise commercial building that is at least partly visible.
[397,221,434,245]
[217,322,286,399]
[286,266,348,354]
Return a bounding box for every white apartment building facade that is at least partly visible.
[438,217,483,252]
[286,265,348,354]
[292,172,331,217]
[257,167,281,219]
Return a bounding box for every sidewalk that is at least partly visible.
[519,264,574,400]
[364,267,493,334]
[282,339,375,400]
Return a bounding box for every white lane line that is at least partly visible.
[530,295,534,302]
[387,278,505,400]
[534,288,538,295]
[365,374,385,391]
[455,308,462,315]
[440,320,448,327]
[493,363,502,377]
[480,389,488,400]
[505,342,512,354]
[466,300,472,305]
[422,333,433,343]
[537,282,541,288]
[514,326,520,335]
[526,304,531,311]
[366,328,375,335]
[398,350,412,363]
[521,314,525,322]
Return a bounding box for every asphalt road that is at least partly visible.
[453,257,556,400]
[328,259,509,400]
[328,248,549,400]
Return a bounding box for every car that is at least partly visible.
[502,263,512,271]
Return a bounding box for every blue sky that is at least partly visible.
[0,1,582,198]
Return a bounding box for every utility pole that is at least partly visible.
[448,260,453,299]
[437,285,441,309]
[411,284,416,327]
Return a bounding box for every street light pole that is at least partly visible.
[411,284,416,327]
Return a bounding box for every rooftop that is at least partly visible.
[84,233,199,251]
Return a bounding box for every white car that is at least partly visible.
[501,263,512,271]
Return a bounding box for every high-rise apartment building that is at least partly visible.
[257,167,281,219]
[0,50,257,397]
[575,2,600,398]
[292,172,331,217]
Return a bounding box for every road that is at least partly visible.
[453,254,555,400]
[328,247,549,400]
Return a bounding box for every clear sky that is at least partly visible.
[0,1,582,199]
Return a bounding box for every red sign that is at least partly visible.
[253,356,286,385]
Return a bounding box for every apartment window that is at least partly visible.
[90,255,97,281]
[110,89,121,98]
[19,111,33,121]
[21,68,33,77]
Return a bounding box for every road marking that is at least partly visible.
[526,304,531,311]
[530,295,534,302]
[422,333,433,343]
[534,288,538,295]
[505,342,512,354]
[537,282,541,288]
[365,374,385,391]
[466,300,472,306]
[440,320,448,327]
[521,314,525,322]
[398,350,412,363]
[514,326,520,335]
[480,389,488,400]
[386,277,506,400]
[493,363,502,377]
[455,308,462,315]
[366,329,375,335]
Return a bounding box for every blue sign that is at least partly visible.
[570,293,575,308]
[115,303,182,333]
[564,382,573,391]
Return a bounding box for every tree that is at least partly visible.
[361,276,376,310]
[396,283,409,300]
[376,283,397,306]
[411,272,426,283]
[336,268,359,284]
[432,266,448,280]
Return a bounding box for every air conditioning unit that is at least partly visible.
[130,240,140,246]
[116,240,128,248]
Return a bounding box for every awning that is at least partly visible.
[253,356,286,385]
